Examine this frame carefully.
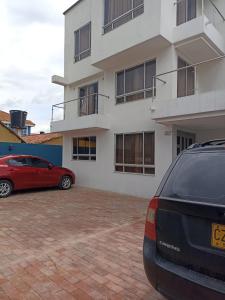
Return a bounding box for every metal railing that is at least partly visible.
[152,55,225,101]
[51,93,110,122]
[103,3,144,34]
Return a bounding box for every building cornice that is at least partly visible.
[63,0,84,15]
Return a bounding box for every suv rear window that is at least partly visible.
[161,151,225,205]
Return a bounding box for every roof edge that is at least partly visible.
[63,0,84,15]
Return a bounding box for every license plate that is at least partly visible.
[211,223,225,250]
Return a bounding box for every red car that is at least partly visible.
[0,155,75,198]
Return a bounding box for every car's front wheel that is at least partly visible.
[0,180,13,198]
[59,176,72,190]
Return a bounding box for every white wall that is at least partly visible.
[61,45,175,197]
[63,124,173,199]
[64,0,102,84]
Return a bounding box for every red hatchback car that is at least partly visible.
[0,155,75,198]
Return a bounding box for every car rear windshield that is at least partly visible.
[161,151,225,205]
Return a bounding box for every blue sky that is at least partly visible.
[0,0,77,133]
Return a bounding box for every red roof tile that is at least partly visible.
[23,133,62,144]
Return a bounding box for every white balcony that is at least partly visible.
[174,0,225,63]
[91,0,172,70]
[51,94,111,133]
[151,89,225,131]
[51,75,68,86]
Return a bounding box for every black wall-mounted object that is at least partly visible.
[10,110,27,129]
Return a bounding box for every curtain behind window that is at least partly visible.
[177,0,186,26]
[105,0,132,24]
[124,133,143,165]
[177,57,195,97]
[75,23,91,61]
[79,83,98,116]
[80,23,90,53]
[177,58,187,98]
[187,0,196,21]
[88,83,98,115]
[187,66,195,96]
[125,65,144,94]
[177,0,196,26]
[144,133,154,165]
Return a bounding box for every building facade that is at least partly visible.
[51,0,225,198]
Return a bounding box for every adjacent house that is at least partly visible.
[23,133,62,145]
[0,121,25,143]
[51,0,225,197]
[0,110,35,136]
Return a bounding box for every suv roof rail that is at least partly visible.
[186,139,225,150]
[187,143,201,149]
[201,139,225,146]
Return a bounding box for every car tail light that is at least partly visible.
[144,196,159,241]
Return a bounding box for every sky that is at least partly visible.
[0,0,77,133]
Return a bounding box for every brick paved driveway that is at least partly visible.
[0,187,165,300]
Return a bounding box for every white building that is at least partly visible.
[51,0,225,198]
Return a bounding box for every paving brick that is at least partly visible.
[0,187,164,299]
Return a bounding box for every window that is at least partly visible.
[177,0,196,26]
[21,127,28,136]
[116,60,156,104]
[177,131,195,155]
[30,158,49,168]
[73,136,96,161]
[161,152,225,205]
[104,0,144,33]
[74,22,91,62]
[115,132,155,174]
[79,83,98,116]
[7,158,29,167]
[177,57,195,98]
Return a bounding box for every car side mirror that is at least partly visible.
[48,163,53,170]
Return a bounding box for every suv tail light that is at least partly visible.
[144,196,159,241]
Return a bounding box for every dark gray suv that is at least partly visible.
[143,140,225,300]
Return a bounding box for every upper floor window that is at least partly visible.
[177,0,196,26]
[177,57,195,98]
[104,0,144,34]
[74,22,91,62]
[79,83,98,116]
[116,60,156,104]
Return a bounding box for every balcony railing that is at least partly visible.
[51,94,110,122]
[152,54,225,101]
[175,0,225,29]
[103,3,144,34]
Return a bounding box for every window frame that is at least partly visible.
[29,157,50,169]
[103,0,144,34]
[72,136,96,161]
[114,132,155,175]
[74,22,91,63]
[7,157,30,167]
[78,82,99,116]
[176,0,196,26]
[177,57,195,98]
[115,59,156,104]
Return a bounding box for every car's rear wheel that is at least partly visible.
[0,180,13,198]
[59,176,72,190]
